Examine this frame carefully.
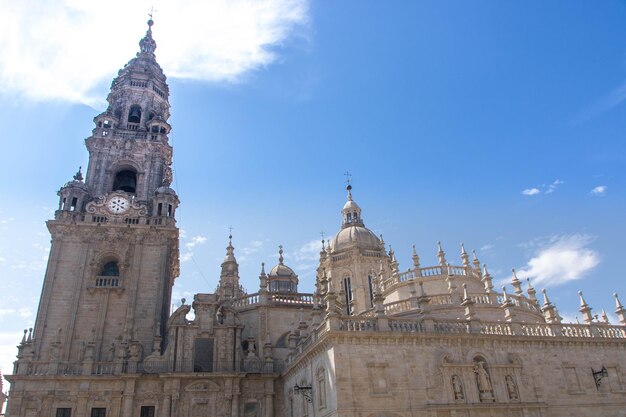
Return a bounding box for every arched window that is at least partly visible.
[113,170,137,193]
[343,276,352,315]
[368,275,374,307]
[353,212,358,223]
[346,212,352,224]
[128,105,142,123]
[101,261,119,276]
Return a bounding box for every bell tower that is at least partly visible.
[26,19,179,369]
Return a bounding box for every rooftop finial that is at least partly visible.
[460,243,469,266]
[344,171,353,200]
[73,166,83,181]
[139,12,157,56]
[278,245,284,264]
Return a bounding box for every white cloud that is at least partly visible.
[521,179,563,196]
[185,235,207,250]
[0,0,310,105]
[521,188,540,196]
[516,234,600,288]
[591,185,607,196]
[180,234,207,262]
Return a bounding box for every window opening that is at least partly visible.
[70,197,78,211]
[56,408,72,417]
[167,204,172,217]
[101,261,119,277]
[113,170,137,193]
[346,213,352,224]
[128,105,142,124]
[90,408,106,417]
[140,406,155,417]
[157,203,162,216]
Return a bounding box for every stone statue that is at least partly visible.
[474,361,494,400]
[452,375,464,400]
[506,375,519,400]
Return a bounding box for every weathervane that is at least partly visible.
[148,6,157,20]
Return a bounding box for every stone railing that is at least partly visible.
[54,210,176,228]
[384,265,481,291]
[382,291,541,316]
[231,292,315,308]
[331,317,626,340]
[24,360,120,376]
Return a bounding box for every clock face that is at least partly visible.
[107,196,130,214]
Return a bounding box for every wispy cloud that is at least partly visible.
[0,0,310,105]
[238,240,265,262]
[573,81,626,123]
[516,234,600,288]
[180,235,207,263]
[479,243,495,254]
[521,179,563,196]
[590,185,607,196]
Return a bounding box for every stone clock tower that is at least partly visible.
[31,19,179,369]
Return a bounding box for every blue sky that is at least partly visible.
[1,0,626,378]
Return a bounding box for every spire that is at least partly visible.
[218,234,240,299]
[224,234,236,262]
[511,269,523,296]
[437,241,447,266]
[412,245,421,270]
[460,243,470,267]
[614,292,626,325]
[601,309,610,324]
[541,288,560,323]
[259,262,268,292]
[526,278,537,303]
[472,249,481,271]
[578,290,593,324]
[481,264,494,293]
[139,18,157,56]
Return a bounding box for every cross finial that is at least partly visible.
[344,171,352,186]
[148,6,157,21]
[228,226,233,243]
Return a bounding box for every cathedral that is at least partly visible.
[5,20,626,417]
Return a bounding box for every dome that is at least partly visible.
[343,199,360,211]
[330,225,381,252]
[155,185,176,196]
[269,263,296,278]
[61,179,89,192]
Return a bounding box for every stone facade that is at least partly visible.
[5,20,626,417]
